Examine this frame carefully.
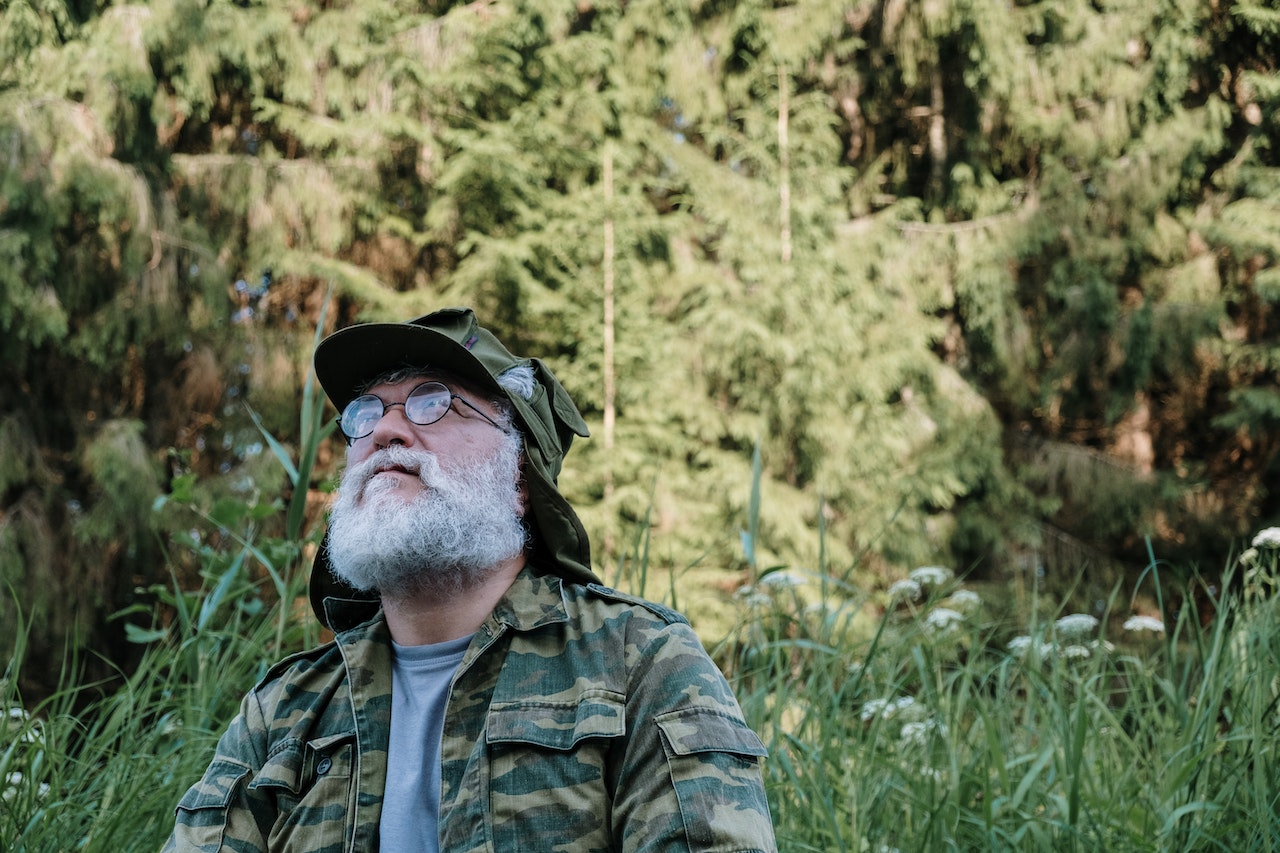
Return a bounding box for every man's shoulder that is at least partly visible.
[253,615,384,698]
[246,642,347,716]
[259,640,343,684]
[563,580,691,628]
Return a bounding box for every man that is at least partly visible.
[165,307,777,852]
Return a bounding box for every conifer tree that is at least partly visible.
[4,0,1280,690]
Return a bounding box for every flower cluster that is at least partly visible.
[887,578,922,602]
[899,717,949,747]
[735,569,812,609]
[1251,527,1280,549]
[1122,615,1165,633]
[1007,634,1051,658]
[883,566,984,646]
[2,706,50,804]
[1053,613,1100,638]
[1008,613,1118,662]
[947,589,982,614]
[909,565,953,588]
[859,695,922,724]
[924,607,965,634]
[758,570,808,590]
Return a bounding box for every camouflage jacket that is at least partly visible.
[164,569,776,852]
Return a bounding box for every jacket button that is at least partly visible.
[316,755,332,775]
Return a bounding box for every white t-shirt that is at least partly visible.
[379,634,471,852]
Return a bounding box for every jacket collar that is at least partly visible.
[486,567,571,633]
[322,595,382,634]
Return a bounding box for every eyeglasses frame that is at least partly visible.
[336,380,510,445]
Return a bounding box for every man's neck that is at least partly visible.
[380,556,525,646]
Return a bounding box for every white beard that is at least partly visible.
[325,438,527,599]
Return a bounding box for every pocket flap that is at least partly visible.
[655,708,768,758]
[487,689,625,750]
[248,732,355,794]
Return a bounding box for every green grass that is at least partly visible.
[5,498,1280,853]
[721,559,1280,852]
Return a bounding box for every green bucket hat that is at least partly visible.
[309,307,600,629]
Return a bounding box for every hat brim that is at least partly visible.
[315,323,504,413]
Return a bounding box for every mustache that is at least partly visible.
[342,446,441,494]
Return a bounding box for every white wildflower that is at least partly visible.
[6,707,41,746]
[888,579,922,601]
[899,718,948,746]
[1090,639,1115,655]
[3,772,51,803]
[1123,615,1165,633]
[1007,635,1034,656]
[947,589,982,613]
[1008,635,1053,659]
[2,772,21,804]
[899,721,928,745]
[733,585,772,608]
[860,696,918,723]
[924,607,965,632]
[860,698,890,721]
[1252,527,1280,549]
[1054,613,1100,637]
[758,570,807,589]
[1240,547,1259,566]
[909,565,953,587]
[1059,643,1092,660]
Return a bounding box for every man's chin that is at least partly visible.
[332,559,498,601]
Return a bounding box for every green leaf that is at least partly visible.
[123,623,168,645]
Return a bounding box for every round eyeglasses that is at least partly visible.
[337,381,508,444]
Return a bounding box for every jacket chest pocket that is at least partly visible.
[484,689,625,851]
[249,731,356,852]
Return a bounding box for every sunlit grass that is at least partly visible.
[721,549,1280,851]
[2,569,314,851]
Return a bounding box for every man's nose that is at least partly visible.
[365,402,416,448]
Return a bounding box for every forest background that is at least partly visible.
[2,0,1279,704]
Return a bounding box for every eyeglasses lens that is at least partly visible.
[404,383,452,424]
[340,397,380,440]
[339,382,454,440]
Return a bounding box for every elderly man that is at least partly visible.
[165,308,776,852]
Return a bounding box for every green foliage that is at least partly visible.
[5,0,1280,702]
[77,419,163,549]
[0,369,330,850]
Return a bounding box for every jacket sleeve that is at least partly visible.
[612,617,777,853]
[163,691,272,853]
